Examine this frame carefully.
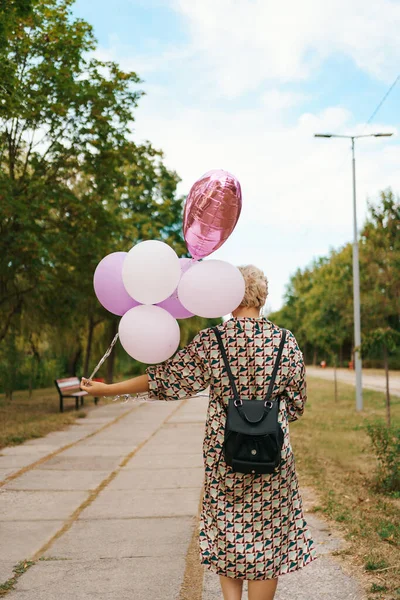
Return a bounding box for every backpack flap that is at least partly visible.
[226,398,279,436]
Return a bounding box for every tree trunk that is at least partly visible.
[383,345,391,428]
[333,354,338,403]
[29,336,40,398]
[106,320,118,384]
[83,315,95,376]
[339,344,343,368]
[68,347,82,376]
[312,348,317,366]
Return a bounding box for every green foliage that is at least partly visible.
[370,583,388,593]
[0,0,34,51]
[0,0,188,391]
[268,190,400,369]
[367,422,400,493]
[364,557,389,571]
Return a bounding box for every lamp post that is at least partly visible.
[314,132,393,412]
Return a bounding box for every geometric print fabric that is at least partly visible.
[147,317,317,580]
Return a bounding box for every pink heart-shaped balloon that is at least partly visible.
[183,169,242,260]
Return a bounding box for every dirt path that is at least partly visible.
[306,366,400,397]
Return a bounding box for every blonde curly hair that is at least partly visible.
[237,265,268,310]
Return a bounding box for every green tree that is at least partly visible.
[0,0,188,392]
[0,0,141,340]
[360,190,400,425]
[0,0,34,51]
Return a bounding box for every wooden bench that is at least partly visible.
[54,377,99,413]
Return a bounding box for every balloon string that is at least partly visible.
[111,392,210,405]
[87,334,210,404]
[88,332,120,381]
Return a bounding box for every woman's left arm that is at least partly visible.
[81,330,211,400]
[81,374,149,397]
[282,332,307,422]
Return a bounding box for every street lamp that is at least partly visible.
[314,132,393,412]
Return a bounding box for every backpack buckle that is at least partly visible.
[264,400,273,409]
[234,398,243,407]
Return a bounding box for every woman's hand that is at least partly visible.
[80,378,110,397]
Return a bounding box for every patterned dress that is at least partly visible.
[146,317,317,580]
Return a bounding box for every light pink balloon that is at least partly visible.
[122,240,181,305]
[156,258,195,319]
[183,170,242,260]
[119,305,180,364]
[93,252,140,316]
[178,260,245,318]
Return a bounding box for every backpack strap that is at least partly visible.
[213,327,240,400]
[264,329,287,402]
[212,326,287,402]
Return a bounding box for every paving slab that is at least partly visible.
[78,487,201,519]
[0,455,44,470]
[38,454,122,471]
[5,556,187,600]
[82,433,152,446]
[0,560,16,584]
[0,490,87,521]
[0,445,60,456]
[4,469,110,491]
[59,444,136,458]
[124,452,204,469]
[0,468,20,481]
[22,432,90,447]
[43,516,195,560]
[108,467,204,490]
[0,521,65,560]
[141,439,204,455]
[168,412,208,424]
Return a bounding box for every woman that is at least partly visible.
[81,265,317,600]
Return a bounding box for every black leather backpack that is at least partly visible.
[213,327,287,475]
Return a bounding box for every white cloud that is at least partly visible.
[93,0,400,310]
[170,0,400,96]
[132,90,399,309]
[261,91,309,112]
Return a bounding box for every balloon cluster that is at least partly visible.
[93,169,244,364]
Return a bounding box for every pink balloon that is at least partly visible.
[122,240,181,305]
[119,305,180,364]
[183,169,242,260]
[178,260,245,318]
[94,252,140,316]
[156,258,194,319]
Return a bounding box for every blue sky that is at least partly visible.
[73,0,400,311]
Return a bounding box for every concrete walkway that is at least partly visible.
[0,396,366,599]
[306,366,400,397]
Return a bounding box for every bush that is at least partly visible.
[366,422,400,493]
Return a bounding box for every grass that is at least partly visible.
[0,387,112,450]
[292,376,400,598]
[0,560,36,596]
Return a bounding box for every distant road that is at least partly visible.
[306,367,400,398]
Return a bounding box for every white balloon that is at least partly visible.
[119,305,180,364]
[122,240,181,305]
[178,260,245,318]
